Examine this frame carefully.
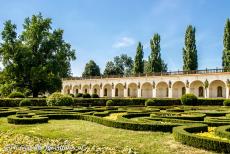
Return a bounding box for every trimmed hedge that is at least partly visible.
[223,99,230,106]
[197,98,225,106]
[181,94,198,105]
[7,115,49,124]
[19,98,32,107]
[173,124,230,153]
[8,92,25,98]
[47,92,73,106]
[0,98,46,107]
[215,125,230,140]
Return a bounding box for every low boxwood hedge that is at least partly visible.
[173,124,230,153]
[215,125,230,140]
[7,115,49,124]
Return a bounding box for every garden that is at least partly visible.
[0,92,229,153]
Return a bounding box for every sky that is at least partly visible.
[0,0,229,76]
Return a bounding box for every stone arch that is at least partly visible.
[82,85,90,94]
[156,82,168,98]
[209,80,226,98]
[115,83,124,97]
[103,84,112,97]
[128,83,138,98]
[63,85,71,94]
[92,84,100,96]
[141,82,152,98]
[172,81,186,98]
[190,80,204,97]
[72,85,81,95]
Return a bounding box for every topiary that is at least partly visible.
[46,92,73,106]
[75,93,83,98]
[91,93,99,98]
[145,99,156,106]
[82,93,91,98]
[8,92,25,98]
[181,93,198,105]
[223,99,230,106]
[19,99,32,107]
[68,94,74,97]
[106,100,113,106]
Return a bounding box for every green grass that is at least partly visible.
[0,118,213,154]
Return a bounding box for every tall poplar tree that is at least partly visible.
[148,33,167,72]
[133,42,144,74]
[223,18,230,70]
[183,25,198,71]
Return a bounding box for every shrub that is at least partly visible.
[181,93,198,105]
[223,99,230,106]
[8,92,25,98]
[91,93,99,98]
[82,93,91,98]
[76,93,83,98]
[106,100,113,106]
[19,99,31,106]
[46,92,73,106]
[145,99,155,106]
[68,94,74,97]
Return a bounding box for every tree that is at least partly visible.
[183,25,198,71]
[0,13,76,97]
[82,60,100,77]
[103,54,133,76]
[133,42,144,74]
[148,33,167,73]
[223,18,230,70]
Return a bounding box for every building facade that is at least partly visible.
[62,71,230,99]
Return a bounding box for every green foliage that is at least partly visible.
[68,94,74,97]
[181,93,198,105]
[47,92,73,106]
[8,92,25,98]
[82,93,91,98]
[82,60,101,77]
[223,18,230,70]
[103,54,133,76]
[145,99,155,106]
[19,98,32,106]
[7,115,48,124]
[91,93,99,98]
[0,13,76,97]
[133,42,144,74]
[106,100,113,106]
[223,99,230,106]
[75,93,83,98]
[183,25,198,71]
[148,33,167,73]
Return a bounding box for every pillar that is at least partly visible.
[152,88,156,98]
[226,87,229,99]
[112,88,115,98]
[138,89,141,97]
[124,88,128,97]
[168,88,173,98]
[100,88,104,97]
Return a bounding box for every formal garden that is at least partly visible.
[0,91,228,153]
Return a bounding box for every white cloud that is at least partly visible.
[112,37,135,48]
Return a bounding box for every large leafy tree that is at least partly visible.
[183,25,198,71]
[0,13,76,97]
[148,33,167,73]
[103,54,133,76]
[133,42,144,74]
[82,60,100,77]
[223,18,230,69]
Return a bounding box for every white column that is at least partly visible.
[124,88,128,97]
[168,88,173,98]
[138,89,141,97]
[205,88,209,98]
[112,88,115,98]
[186,87,190,94]
[100,88,103,97]
[152,88,156,98]
[226,87,229,98]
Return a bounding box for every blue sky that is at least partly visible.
[0,0,229,76]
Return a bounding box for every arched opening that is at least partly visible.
[172,81,186,98]
[82,85,90,94]
[128,83,138,98]
[190,80,204,97]
[92,84,100,96]
[64,86,71,94]
[103,84,112,97]
[141,82,152,98]
[114,83,124,97]
[156,82,168,98]
[209,80,226,98]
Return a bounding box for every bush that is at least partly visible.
[91,93,99,98]
[106,100,113,106]
[197,98,225,105]
[82,93,91,98]
[223,99,230,106]
[46,92,74,106]
[181,93,198,105]
[68,94,74,97]
[75,93,83,98]
[145,99,155,106]
[19,99,32,106]
[8,92,25,98]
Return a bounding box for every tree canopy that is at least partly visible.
[0,13,76,97]
[133,42,144,74]
[82,60,100,77]
[223,18,230,70]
